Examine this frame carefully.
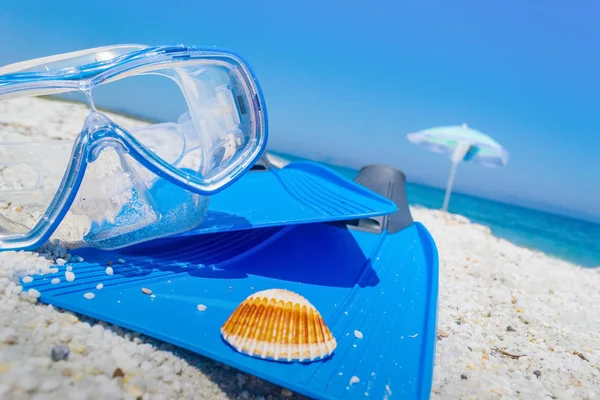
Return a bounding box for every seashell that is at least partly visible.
[221,289,337,362]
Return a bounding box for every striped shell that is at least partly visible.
[221,289,337,362]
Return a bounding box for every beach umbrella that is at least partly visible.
[406,123,508,211]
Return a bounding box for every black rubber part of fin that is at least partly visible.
[347,164,414,234]
[249,154,272,171]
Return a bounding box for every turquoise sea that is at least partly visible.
[272,151,600,268]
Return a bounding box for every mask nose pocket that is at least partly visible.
[52,122,208,250]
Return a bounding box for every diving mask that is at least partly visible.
[0,44,267,251]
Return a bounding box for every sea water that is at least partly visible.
[273,151,600,268]
[405,183,600,268]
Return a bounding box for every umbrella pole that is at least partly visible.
[442,160,459,212]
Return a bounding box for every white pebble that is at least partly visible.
[90,324,104,340]
[1,328,18,344]
[140,361,153,372]
[28,288,41,299]
[105,267,114,276]
[51,278,60,285]
[84,292,95,300]
[39,379,60,392]
[22,276,33,284]
[96,283,104,290]
[118,258,126,264]
[47,323,60,335]
[349,376,360,385]
[65,271,75,282]
[56,258,66,266]
[66,266,72,271]
[197,304,207,312]
[354,330,363,339]
[16,376,39,392]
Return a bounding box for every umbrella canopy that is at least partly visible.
[407,123,508,211]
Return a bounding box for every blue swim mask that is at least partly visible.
[0,44,268,251]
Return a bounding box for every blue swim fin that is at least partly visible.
[174,157,398,237]
[22,163,438,400]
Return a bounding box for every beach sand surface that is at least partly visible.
[1,97,599,399]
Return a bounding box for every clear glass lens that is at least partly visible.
[87,71,188,164]
[171,60,261,183]
[0,94,76,238]
[90,59,262,186]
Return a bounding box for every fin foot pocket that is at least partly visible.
[345,164,414,234]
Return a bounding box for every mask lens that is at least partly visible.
[0,89,210,250]
[89,56,264,191]
[0,93,79,243]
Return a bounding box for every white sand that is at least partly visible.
[414,208,600,400]
[1,97,600,399]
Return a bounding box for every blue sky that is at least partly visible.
[1,0,599,221]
